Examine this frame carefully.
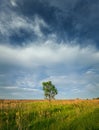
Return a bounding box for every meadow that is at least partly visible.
[0,99,99,130]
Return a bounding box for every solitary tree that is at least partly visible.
[42,81,58,101]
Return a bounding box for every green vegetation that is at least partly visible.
[42,81,58,101]
[0,100,99,130]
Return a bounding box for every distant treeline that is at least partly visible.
[93,97,99,100]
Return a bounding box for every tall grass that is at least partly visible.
[0,100,99,130]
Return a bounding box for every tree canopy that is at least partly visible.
[42,81,58,101]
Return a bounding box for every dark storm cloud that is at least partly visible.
[48,0,99,46]
[0,0,51,45]
[0,0,99,47]
[15,0,99,45]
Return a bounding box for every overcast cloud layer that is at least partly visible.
[0,0,99,99]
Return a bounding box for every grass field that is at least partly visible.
[0,99,99,130]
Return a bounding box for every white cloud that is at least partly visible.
[10,15,48,37]
[32,15,48,37]
[16,73,37,88]
[4,86,18,89]
[10,0,17,7]
[71,88,81,93]
[85,69,95,75]
[22,88,41,92]
[0,10,48,38]
[0,41,99,68]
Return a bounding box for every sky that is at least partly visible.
[0,0,99,99]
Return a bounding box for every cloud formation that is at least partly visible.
[0,41,99,68]
[0,39,99,99]
[0,11,48,43]
[0,0,99,99]
[1,0,99,46]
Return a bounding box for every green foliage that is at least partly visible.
[0,100,99,130]
[42,81,58,101]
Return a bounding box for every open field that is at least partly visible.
[0,99,99,130]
